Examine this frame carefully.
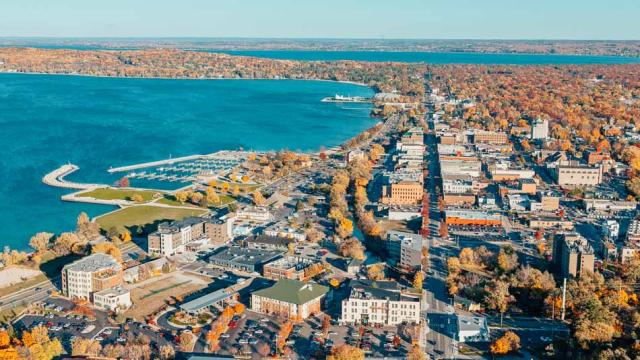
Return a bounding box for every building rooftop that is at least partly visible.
[63,253,121,273]
[265,256,314,271]
[180,288,236,313]
[457,314,487,333]
[247,235,295,247]
[387,230,423,252]
[209,246,283,267]
[347,279,419,302]
[94,286,129,298]
[252,279,328,305]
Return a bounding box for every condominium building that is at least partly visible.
[386,231,424,271]
[251,279,328,320]
[148,217,206,256]
[553,233,595,278]
[62,253,123,301]
[340,280,421,326]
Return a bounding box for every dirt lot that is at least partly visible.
[126,271,210,321]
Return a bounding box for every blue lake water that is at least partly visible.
[217,50,640,64]
[0,74,374,250]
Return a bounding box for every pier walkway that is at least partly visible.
[42,164,105,190]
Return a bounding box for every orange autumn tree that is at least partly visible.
[233,303,245,314]
[490,331,520,355]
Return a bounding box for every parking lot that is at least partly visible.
[210,308,415,359]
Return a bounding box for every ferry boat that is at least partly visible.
[321,94,371,103]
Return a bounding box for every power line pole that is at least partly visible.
[561,278,567,321]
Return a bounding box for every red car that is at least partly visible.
[228,321,237,328]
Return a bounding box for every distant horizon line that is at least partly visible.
[0,36,639,42]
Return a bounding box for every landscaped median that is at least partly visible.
[95,205,208,234]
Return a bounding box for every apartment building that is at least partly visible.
[148,217,207,256]
[386,230,424,271]
[62,253,123,301]
[553,233,595,278]
[251,279,328,320]
[340,280,421,326]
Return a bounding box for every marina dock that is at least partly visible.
[107,154,206,173]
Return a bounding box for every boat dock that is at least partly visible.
[42,164,105,190]
[108,154,206,173]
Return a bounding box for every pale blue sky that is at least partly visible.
[0,0,638,39]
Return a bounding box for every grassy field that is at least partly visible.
[78,187,163,202]
[126,272,209,321]
[95,205,208,234]
[158,194,236,208]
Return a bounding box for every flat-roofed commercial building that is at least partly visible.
[444,193,476,207]
[381,181,423,205]
[473,131,509,145]
[208,246,282,273]
[552,162,603,187]
[93,286,131,312]
[445,210,502,227]
[251,279,328,320]
[440,159,482,178]
[529,217,574,231]
[262,256,318,281]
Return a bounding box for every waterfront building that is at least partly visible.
[147,217,208,256]
[339,279,421,326]
[251,279,328,320]
[62,253,123,301]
